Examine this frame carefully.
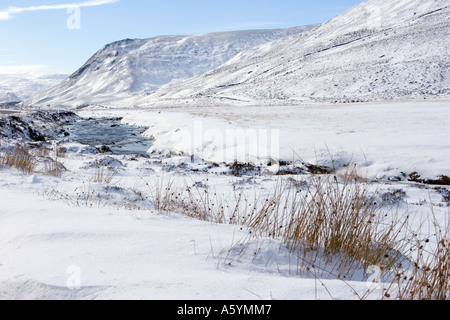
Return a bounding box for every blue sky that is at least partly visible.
[0,0,363,74]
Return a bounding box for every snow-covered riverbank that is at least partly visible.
[80,100,450,182]
[1,101,449,300]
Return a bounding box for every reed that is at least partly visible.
[0,143,37,174]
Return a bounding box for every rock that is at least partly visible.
[97,145,113,154]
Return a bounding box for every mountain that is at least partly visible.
[0,73,67,104]
[136,0,449,107]
[27,26,314,108]
[0,91,19,104]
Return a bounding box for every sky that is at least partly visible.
[0,0,363,75]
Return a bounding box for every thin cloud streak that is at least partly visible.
[0,0,118,20]
[0,65,47,74]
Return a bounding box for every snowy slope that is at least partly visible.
[138,0,450,106]
[0,171,398,301]
[27,27,314,108]
[0,73,67,104]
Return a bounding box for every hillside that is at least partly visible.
[135,0,450,107]
[0,73,67,104]
[27,27,314,108]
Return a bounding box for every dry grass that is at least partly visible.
[90,161,117,184]
[140,176,255,224]
[0,143,67,177]
[42,160,66,178]
[387,210,450,300]
[138,169,411,282]
[0,143,37,174]
[43,183,106,208]
[245,173,409,280]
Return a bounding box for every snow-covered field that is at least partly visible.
[0,181,383,300]
[91,100,450,182]
[0,100,449,300]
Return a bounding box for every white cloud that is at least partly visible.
[0,0,118,20]
[0,65,47,74]
[0,11,10,20]
[0,65,69,80]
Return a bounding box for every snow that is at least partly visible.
[1,0,449,301]
[97,100,450,181]
[131,0,449,107]
[26,26,315,109]
[1,98,449,300]
[0,132,447,300]
[0,70,67,103]
[0,163,380,300]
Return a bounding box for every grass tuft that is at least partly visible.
[0,143,37,174]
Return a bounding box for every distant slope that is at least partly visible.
[138,0,450,107]
[27,27,314,108]
[0,73,67,104]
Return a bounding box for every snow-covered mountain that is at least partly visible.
[27,27,314,108]
[0,73,67,104]
[136,0,450,106]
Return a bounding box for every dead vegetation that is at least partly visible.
[0,143,37,174]
[0,142,66,177]
[382,207,450,300]
[135,168,448,300]
[137,169,405,280]
[90,160,117,184]
[245,172,409,280]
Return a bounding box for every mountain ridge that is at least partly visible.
[26,0,450,109]
[0,72,68,104]
[27,26,315,108]
[131,0,450,107]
